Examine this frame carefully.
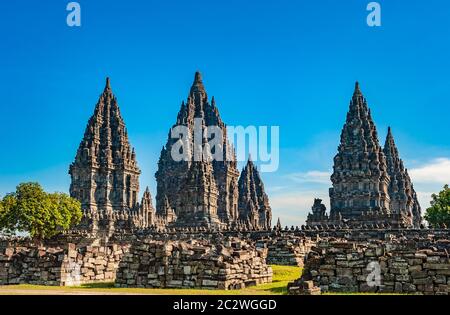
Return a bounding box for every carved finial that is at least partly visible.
[190,71,206,96]
[354,81,362,95]
[194,71,202,83]
[105,77,111,90]
[385,126,396,148]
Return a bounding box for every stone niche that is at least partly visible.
[115,238,273,290]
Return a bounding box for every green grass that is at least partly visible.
[0,265,302,295]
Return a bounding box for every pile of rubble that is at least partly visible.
[289,239,450,295]
[0,239,128,286]
[0,241,65,285]
[256,236,314,267]
[115,238,272,290]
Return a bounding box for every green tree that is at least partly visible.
[0,183,82,239]
[0,193,17,234]
[424,185,450,228]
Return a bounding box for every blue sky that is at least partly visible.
[0,0,449,226]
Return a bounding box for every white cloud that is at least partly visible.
[286,171,331,185]
[409,158,450,185]
[266,186,289,193]
[408,158,449,212]
[415,191,434,211]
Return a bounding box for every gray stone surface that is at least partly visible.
[290,237,450,295]
[115,238,273,290]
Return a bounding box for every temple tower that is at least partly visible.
[69,78,141,229]
[155,72,239,227]
[238,158,272,230]
[383,127,422,227]
[329,82,391,219]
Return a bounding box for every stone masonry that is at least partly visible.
[0,238,129,286]
[256,236,314,267]
[115,238,272,290]
[289,238,450,295]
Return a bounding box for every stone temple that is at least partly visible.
[155,72,272,230]
[69,73,272,232]
[306,82,422,229]
[69,78,144,232]
[238,158,272,230]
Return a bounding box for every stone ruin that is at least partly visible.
[0,233,277,290]
[2,228,450,294]
[256,236,314,267]
[1,79,447,295]
[115,238,272,290]
[289,232,450,295]
[0,237,129,286]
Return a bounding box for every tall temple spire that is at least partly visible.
[384,126,398,164]
[238,158,272,230]
[305,84,420,229]
[383,127,422,227]
[69,78,141,230]
[138,186,154,228]
[155,71,240,227]
[329,82,390,219]
[276,218,282,230]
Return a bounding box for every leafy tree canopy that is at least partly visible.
[0,183,82,239]
[424,185,450,228]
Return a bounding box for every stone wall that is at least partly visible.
[289,238,450,295]
[256,236,314,267]
[62,242,129,286]
[115,238,272,290]
[2,229,449,291]
[0,239,129,286]
[0,241,65,285]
